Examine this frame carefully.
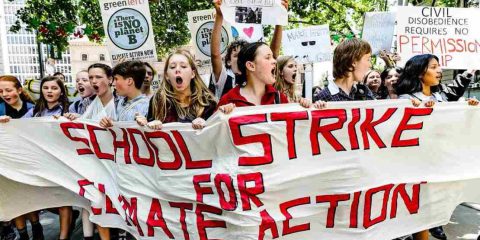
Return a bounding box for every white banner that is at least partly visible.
[282,25,333,64]
[1,101,480,240]
[396,6,480,69]
[220,0,288,26]
[187,9,233,66]
[362,12,395,55]
[99,0,158,62]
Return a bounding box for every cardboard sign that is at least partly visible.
[396,6,480,69]
[362,12,396,55]
[282,25,333,64]
[99,0,158,62]
[187,9,233,66]
[231,23,264,42]
[220,0,288,26]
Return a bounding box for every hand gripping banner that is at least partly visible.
[1,100,480,240]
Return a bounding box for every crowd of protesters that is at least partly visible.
[1,1,479,240]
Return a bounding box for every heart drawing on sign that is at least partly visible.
[243,27,254,38]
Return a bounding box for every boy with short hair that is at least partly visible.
[100,61,149,127]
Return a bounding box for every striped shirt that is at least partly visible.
[116,94,150,121]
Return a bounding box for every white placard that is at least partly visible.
[282,25,333,64]
[362,12,396,55]
[220,0,288,26]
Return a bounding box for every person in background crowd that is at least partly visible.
[22,76,72,240]
[141,62,156,98]
[363,69,389,99]
[314,38,375,102]
[210,0,288,99]
[380,66,403,100]
[67,70,95,116]
[217,42,324,114]
[53,72,66,82]
[395,54,479,240]
[0,75,38,240]
[99,61,149,128]
[136,49,217,130]
[274,56,300,102]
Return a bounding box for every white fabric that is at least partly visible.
[1,101,480,240]
[81,96,117,121]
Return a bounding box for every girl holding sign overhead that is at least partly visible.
[210,0,288,99]
[216,42,324,113]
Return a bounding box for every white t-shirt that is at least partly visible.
[398,92,445,102]
[214,65,236,99]
[81,96,117,121]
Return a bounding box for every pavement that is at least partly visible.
[10,204,480,240]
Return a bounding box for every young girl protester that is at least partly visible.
[380,66,403,100]
[314,38,376,102]
[64,63,114,240]
[210,0,288,99]
[69,70,96,115]
[273,56,300,102]
[0,76,40,240]
[136,49,217,129]
[216,42,325,114]
[394,54,479,240]
[141,62,156,98]
[363,69,391,100]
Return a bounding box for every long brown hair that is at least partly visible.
[33,76,69,116]
[274,56,299,103]
[0,75,35,104]
[150,49,217,121]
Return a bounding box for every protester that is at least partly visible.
[395,54,479,240]
[217,42,324,114]
[273,56,300,102]
[22,76,72,240]
[314,38,375,102]
[380,66,403,99]
[363,69,389,99]
[67,70,95,115]
[99,61,150,128]
[141,62,156,98]
[136,49,217,130]
[210,0,288,99]
[0,75,39,240]
[53,72,66,82]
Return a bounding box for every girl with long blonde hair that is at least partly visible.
[274,56,300,103]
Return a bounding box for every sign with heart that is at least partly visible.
[231,23,264,42]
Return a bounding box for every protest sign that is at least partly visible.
[220,0,288,26]
[231,23,264,42]
[187,9,233,66]
[396,6,480,69]
[99,0,158,62]
[2,101,480,239]
[282,25,333,64]
[362,12,396,55]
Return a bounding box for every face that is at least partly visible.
[365,71,381,89]
[422,58,442,87]
[144,66,154,86]
[113,75,132,97]
[42,80,62,104]
[76,71,94,98]
[89,68,112,97]
[228,46,242,74]
[0,81,22,106]
[166,54,195,93]
[249,45,277,85]
[386,69,400,85]
[55,74,65,82]
[281,59,297,84]
[352,53,372,82]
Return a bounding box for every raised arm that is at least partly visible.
[211,0,224,82]
[270,0,288,58]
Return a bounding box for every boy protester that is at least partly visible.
[100,61,150,128]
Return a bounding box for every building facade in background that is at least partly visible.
[0,0,72,82]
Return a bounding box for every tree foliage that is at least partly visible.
[10,0,478,59]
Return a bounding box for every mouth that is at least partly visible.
[78,86,85,93]
[292,73,297,80]
[92,85,99,91]
[46,94,54,99]
[4,97,12,102]
[271,67,276,77]
[176,76,183,85]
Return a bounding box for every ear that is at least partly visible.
[246,61,255,72]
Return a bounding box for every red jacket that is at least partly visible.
[217,85,289,108]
